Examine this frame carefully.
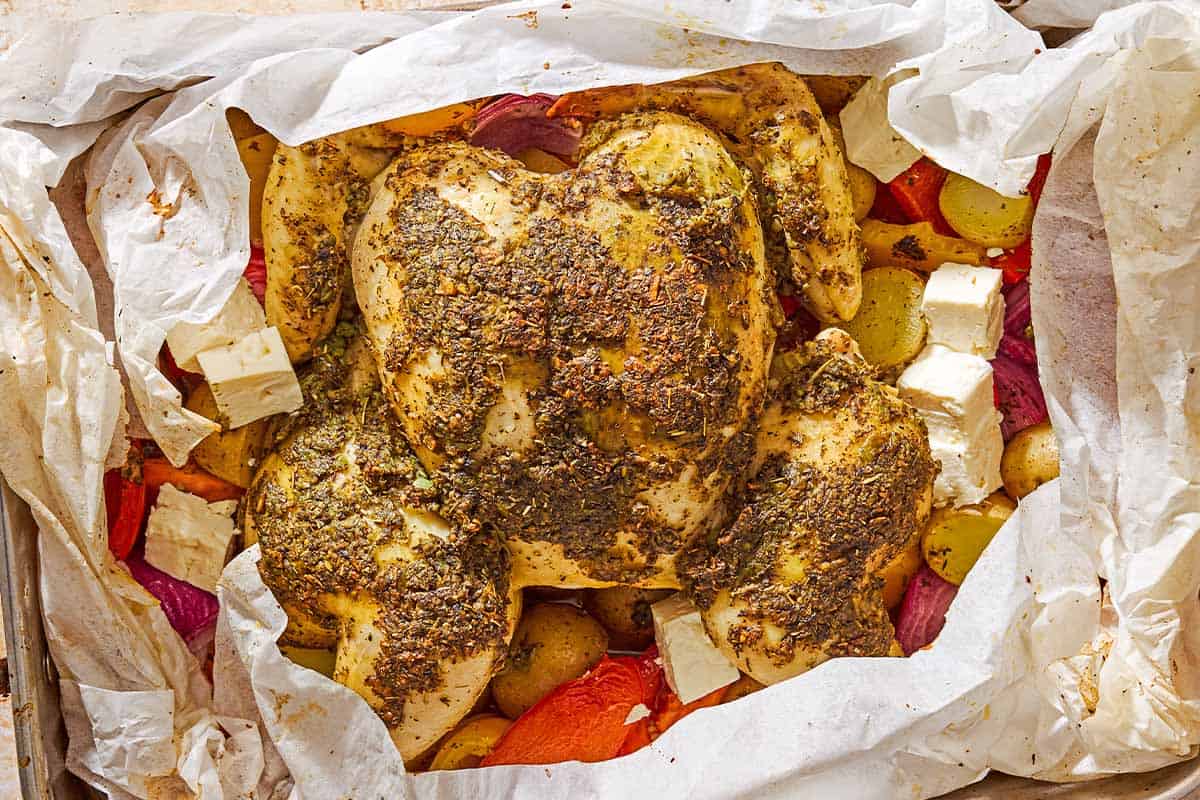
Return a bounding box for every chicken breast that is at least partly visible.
[352,111,775,589]
[684,331,937,684]
[243,337,515,763]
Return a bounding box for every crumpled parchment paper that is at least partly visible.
[1,1,1199,798]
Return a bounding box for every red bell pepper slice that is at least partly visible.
[1027,153,1052,208]
[887,158,954,236]
[142,458,244,505]
[868,183,910,225]
[989,154,1051,284]
[992,239,1031,285]
[243,243,267,305]
[651,684,728,735]
[104,469,147,560]
[481,655,654,766]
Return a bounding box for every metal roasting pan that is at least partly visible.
[2,8,1197,792]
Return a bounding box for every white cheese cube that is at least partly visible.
[898,345,1003,507]
[143,484,238,593]
[651,594,738,704]
[921,263,1005,358]
[838,77,922,183]
[196,326,303,429]
[166,278,266,372]
[925,416,1003,507]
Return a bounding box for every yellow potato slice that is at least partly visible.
[839,266,927,369]
[185,382,270,488]
[939,172,1034,248]
[429,715,512,771]
[921,493,1016,586]
[879,537,923,609]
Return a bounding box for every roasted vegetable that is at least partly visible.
[839,266,927,368]
[879,537,923,610]
[582,586,672,651]
[185,382,271,488]
[861,219,988,272]
[895,565,957,655]
[483,654,659,766]
[887,158,953,235]
[142,457,244,504]
[429,715,512,771]
[492,603,609,719]
[921,492,1016,586]
[1001,421,1060,499]
[939,172,1034,248]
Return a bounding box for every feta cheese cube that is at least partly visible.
[839,77,922,183]
[166,278,267,372]
[143,484,238,593]
[651,594,739,704]
[921,263,1005,359]
[196,326,303,429]
[898,345,1003,506]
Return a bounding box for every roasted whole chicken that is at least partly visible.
[244,63,935,762]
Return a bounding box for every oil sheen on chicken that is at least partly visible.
[352,111,776,589]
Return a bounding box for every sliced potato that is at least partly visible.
[491,603,609,719]
[582,586,671,651]
[848,164,878,223]
[1001,421,1060,499]
[516,147,570,174]
[185,382,270,488]
[879,536,923,610]
[280,646,336,678]
[839,266,927,369]
[429,715,512,771]
[861,219,988,273]
[939,172,1034,248]
[921,492,1016,586]
[236,132,278,245]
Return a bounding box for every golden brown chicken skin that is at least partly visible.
[244,337,515,763]
[684,332,936,684]
[352,111,776,589]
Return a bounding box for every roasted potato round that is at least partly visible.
[185,382,270,488]
[839,266,927,369]
[1001,421,1060,499]
[582,586,671,651]
[922,492,1016,585]
[939,172,1034,248]
[429,715,512,771]
[879,536,923,610]
[491,603,608,719]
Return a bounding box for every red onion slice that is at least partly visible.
[125,548,220,641]
[471,94,581,158]
[895,565,958,655]
[1002,279,1031,335]
[992,353,1048,440]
